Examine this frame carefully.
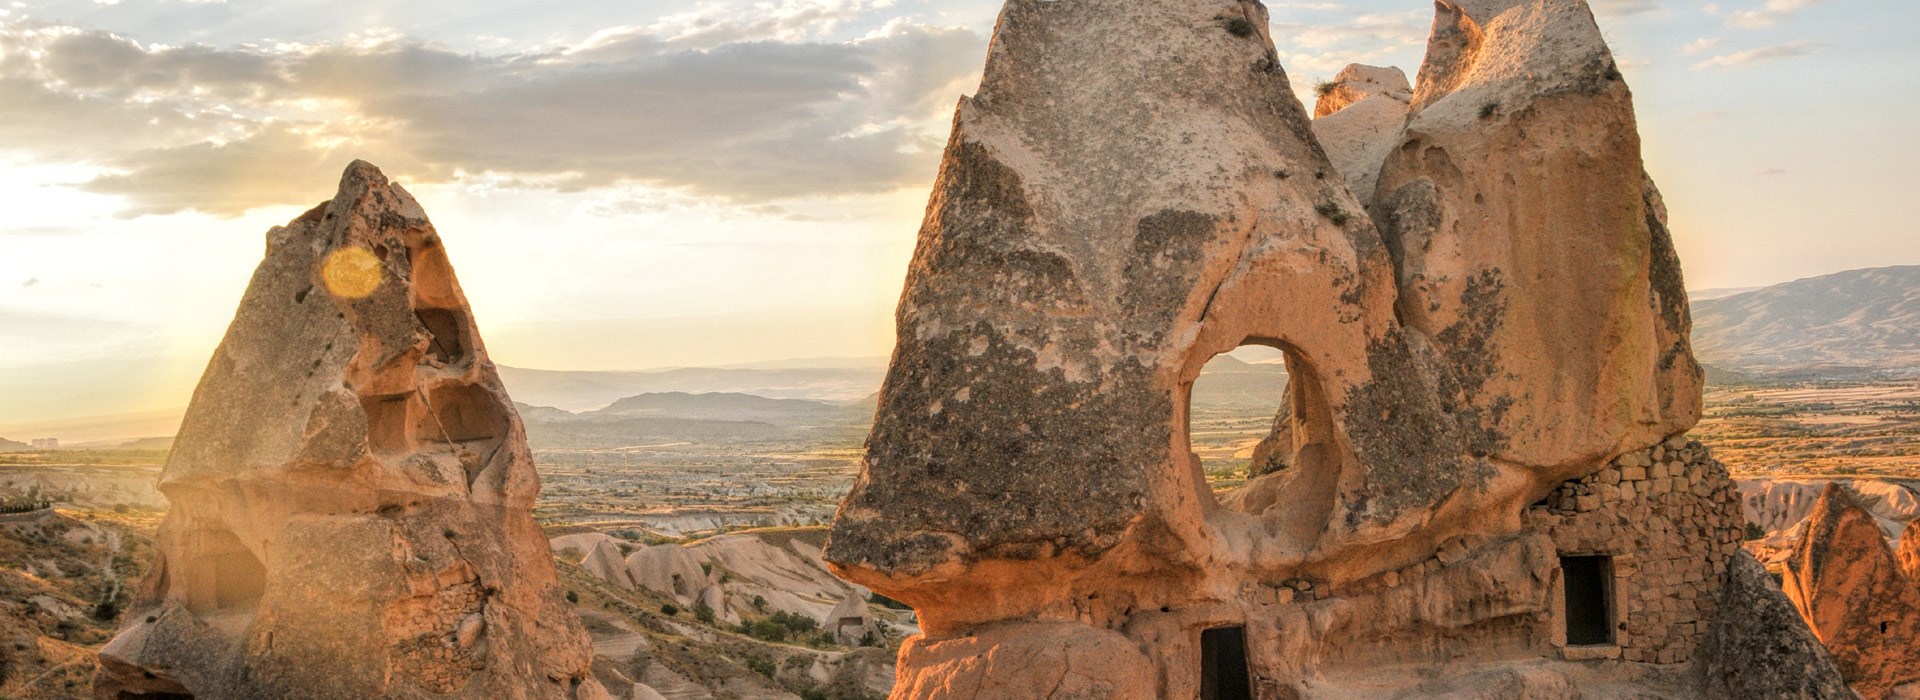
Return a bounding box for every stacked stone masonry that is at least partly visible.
[1524,434,1746,663]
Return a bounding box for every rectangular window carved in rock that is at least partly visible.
[1562,554,1615,646]
[1200,625,1252,700]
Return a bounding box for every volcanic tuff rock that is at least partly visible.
[827,0,1841,696]
[1782,484,1920,699]
[1309,64,1411,205]
[1372,0,1701,479]
[1696,552,1857,699]
[93,162,606,699]
[1901,519,1920,582]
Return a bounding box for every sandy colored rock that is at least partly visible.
[92,161,603,699]
[583,539,635,590]
[890,622,1155,700]
[1312,63,1411,118]
[1697,551,1856,699]
[1781,483,1920,698]
[1901,519,1920,584]
[1372,0,1702,480]
[624,544,710,606]
[827,0,1843,696]
[1310,64,1411,205]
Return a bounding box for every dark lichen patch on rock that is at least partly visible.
[831,324,1164,574]
[1121,210,1215,346]
[1339,331,1475,526]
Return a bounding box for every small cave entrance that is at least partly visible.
[1199,625,1252,700]
[418,384,508,447]
[415,307,470,366]
[1188,345,1291,498]
[1561,554,1615,646]
[183,527,266,615]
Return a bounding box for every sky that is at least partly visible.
[1,0,1917,433]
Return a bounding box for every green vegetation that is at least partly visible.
[1224,17,1255,37]
[1314,79,1338,97]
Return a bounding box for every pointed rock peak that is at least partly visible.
[1313,64,1411,118]
[95,161,602,699]
[1783,481,1920,698]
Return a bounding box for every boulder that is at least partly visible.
[1782,484,1920,698]
[1310,64,1412,205]
[824,596,879,647]
[1697,551,1856,699]
[92,161,604,699]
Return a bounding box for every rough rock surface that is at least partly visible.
[623,544,711,607]
[1310,64,1411,205]
[1901,519,1920,583]
[1372,0,1702,478]
[1696,551,1856,699]
[1781,484,1920,698]
[1740,478,1919,565]
[93,162,605,699]
[827,0,1841,697]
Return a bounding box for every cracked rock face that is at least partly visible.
[94,162,605,699]
[1782,484,1920,699]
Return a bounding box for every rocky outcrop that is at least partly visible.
[1697,551,1856,699]
[1740,478,1919,565]
[1310,64,1411,205]
[1371,0,1701,480]
[1782,484,1920,698]
[827,0,1840,696]
[93,162,605,699]
[623,544,710,607]
[1901,519,1920,583]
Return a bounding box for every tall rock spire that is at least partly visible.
[94,161,606,699]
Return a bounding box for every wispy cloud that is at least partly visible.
[1690,40,1821,70]
[1726,0,1820,28]
[1682,37,1722,55]
[0,7,985,217]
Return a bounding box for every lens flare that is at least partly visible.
[321,246,383,299]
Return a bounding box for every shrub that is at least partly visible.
[660,603,679,616]
[1314,79,1338,97]
[92,596,121,621]
[752,595,768,612]
[1744,522,1767,541]
[694,602,715,624]
[1224,17,1255,37]
[565,590,579,604]
[1479,101,1499,119]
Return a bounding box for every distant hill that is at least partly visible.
[0,437,30,452]
[497,365,884,412]
[1191,355,1289,409]
[513,401,790,448]
[1692,266,1920,378]
[592,392,848,427]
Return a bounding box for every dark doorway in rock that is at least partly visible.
[1200,625,1252,700]
[1190,345,1290,498]
[415,307,468,365]
[1562,554,1614,645]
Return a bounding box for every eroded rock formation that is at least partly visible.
[1782,483,1920,698]
[827,0,1844,696]
[1309,64,1411,205]
[94,162,605,699]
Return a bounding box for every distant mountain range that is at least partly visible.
[497,365,883,412]
[1691,266,1920,380]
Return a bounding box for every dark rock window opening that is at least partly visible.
[1200,625,1252,700]
[416,307,468,365]
[184,528,267,614]
[1562,554,1615,646]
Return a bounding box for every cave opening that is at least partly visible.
[415,307,469,365]
[1562,554,1615,646]
[184,527,266,615]
[1199,625,1252,700]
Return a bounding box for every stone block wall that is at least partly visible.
[1524,434,1746,664]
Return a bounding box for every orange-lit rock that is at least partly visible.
[94,162,606,699]
[1782,483,1920,699]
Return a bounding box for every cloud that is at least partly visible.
[1690,40,1821,69]
[21,278,38,287]
[0,11,986,217]
[1726,0,1819,28]
[1682,37,1721,55]
[1271,10,1428,76]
